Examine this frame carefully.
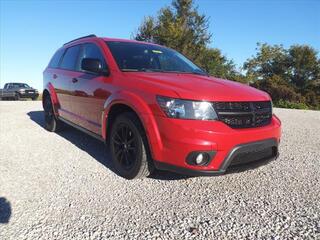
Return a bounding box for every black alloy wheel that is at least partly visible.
[112,123,138,170]
[43,95,63,132]
[110,112,154,179]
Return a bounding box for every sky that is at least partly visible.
[1,0,319,90]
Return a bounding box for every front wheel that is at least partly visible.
[14,93,20,101]
[110,112,154,179]
[43,95,64,132]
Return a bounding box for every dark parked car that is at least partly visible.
[0,83,39,100]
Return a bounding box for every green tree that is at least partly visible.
[287,45,320,89]
[133,0,240,79]
[244,43,320,109]
[134,0,211,63]
[198,48,233,76]
[244,43,289,81]
[251,75,303,103]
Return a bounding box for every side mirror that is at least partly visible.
[81,58,109,76]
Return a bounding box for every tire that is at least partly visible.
[32,97,37,101]
[43,95,64,132]
[110,112,154,179]
[14,93,20,101]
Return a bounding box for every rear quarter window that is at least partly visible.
[48,48,65,68]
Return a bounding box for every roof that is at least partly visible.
[63,34,161,47]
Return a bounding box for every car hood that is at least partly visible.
[125,72,270,102]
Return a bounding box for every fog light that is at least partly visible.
[195,153,204,165]
[186,151,216,166]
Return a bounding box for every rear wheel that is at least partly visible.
[110,112,154,179]
[43,95,64,132]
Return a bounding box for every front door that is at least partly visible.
[69,43,112,135]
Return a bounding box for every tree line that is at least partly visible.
[133,0,320,110]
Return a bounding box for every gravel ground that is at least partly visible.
[0,101,319,239]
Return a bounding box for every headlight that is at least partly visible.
[19,89,25,93]
[156,96,218,120]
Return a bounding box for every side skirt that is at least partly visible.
[58,116,105,143]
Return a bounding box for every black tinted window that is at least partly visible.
[78,43,106,71]
[48,48,65,68]
[60,45,81,70]
[106,41,205,75]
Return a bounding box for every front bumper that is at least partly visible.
[154,138,279,176]
[151,115,281,175]
[20,93,39,98]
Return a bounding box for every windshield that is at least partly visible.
[12,83,30,88]
[105,41,206,75]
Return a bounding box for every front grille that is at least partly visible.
[213,101,272,128]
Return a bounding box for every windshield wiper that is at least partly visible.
[191,71,209,76]
[138,68,164,72]
[122,68,163,72]
[122,69,139,72]
[176,71,209,76]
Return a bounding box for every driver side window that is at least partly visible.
[78,43,107,72]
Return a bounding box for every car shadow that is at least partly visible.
[27,111,189,181]
[0,197,11,224]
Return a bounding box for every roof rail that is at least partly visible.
[63,34,97,45]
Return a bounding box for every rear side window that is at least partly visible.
[60,45,81,70]
[78,43,107,71]
[48,48,65,68]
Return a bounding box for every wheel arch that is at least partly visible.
[42,83,60,115]
[102,91,163,160]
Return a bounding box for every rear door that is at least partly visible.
[54,45,82,122]
[44,48,65,107]
[69,42,111,135]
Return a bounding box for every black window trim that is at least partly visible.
[53,42,109,76]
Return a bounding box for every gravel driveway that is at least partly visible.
[0,101,319,239]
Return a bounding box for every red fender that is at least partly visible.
[102,91,163,161]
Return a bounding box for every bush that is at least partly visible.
[274,100,309,110]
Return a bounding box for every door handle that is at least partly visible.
[53,74,58,79]
[72,78,78,83]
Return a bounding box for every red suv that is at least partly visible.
[43,35,281,179]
